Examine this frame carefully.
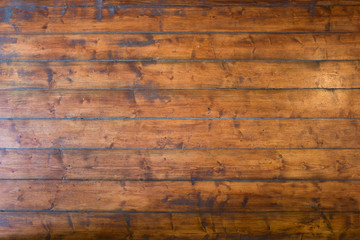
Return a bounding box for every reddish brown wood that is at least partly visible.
[0,6,359,33]
[1,149,360,180]
[0,180,359,211]
[0,212,359,240]
[0,0,359,7]
[0,89,359,118]
[0,119,359,148]
[0,0,359,238]
[1,61,359,89]
[1,33,359,61]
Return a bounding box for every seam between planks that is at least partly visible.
[2,148,360,150]
[2,4,360,8]
[0,210,359,213]
[0,179,360,182]
[1,31,360,35]
[0,117,360,120]
[2,88,360,91]
[2,59,360,63]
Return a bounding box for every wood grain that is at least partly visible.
[1,0,359,7]
[1,180,360,211]
[1,149,360,180]
[1,89,359,118]
[1,61,359,89]
[0,0,359,238]
[0,212,359,240]
[1,6,359,33]
[0,119,359,148]
[1,33,359,61]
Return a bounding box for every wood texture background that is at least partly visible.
[0,0,359,239]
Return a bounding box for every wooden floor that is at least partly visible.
[0,0,360,239]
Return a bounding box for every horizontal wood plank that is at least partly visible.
[1,61,359,89]
[0,212,359,239]
[0,89,359,118]
[0,6,359,33]
[1,149,360,180]
[1,33,359,61]
[0,0,359,7]
[1,180,360,211]
[0,119,359,148]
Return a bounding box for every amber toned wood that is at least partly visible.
[1,149,360,180]
[1,6,358,33]
[1,180,359,211]
[1,212,359,240]
[1,33,360,61]
[0,119,359,148]
[0,0,359,7]
[1,61,359,89]
[0,0,359,238]
[0,89,359,118]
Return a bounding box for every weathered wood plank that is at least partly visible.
[0,212,359,240]
[0,6,358,33]
[1,61,359,89]
[1,89,359,118]
[1,180,360,211]
[1,33,359,61]
[0,0,359,7]
[0,0,358,238]
[1,149,360,180]
[0,119,358,148]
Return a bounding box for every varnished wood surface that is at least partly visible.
[1,0,359,238]
[1,212,359,240]
[1,149,360,180]
[1,33,360,61]
[1,0,360,7]
[1,89,359,118]
[1,119,359,148]
[1,61,359,89]
[0,5,359,33]
[1,180,360,211]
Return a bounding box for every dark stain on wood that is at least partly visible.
[242,196,249,208]
[70,39,86,47]
[168,196,196,206]
[0,37,17,45]
[118,39,156,47]
[0,217,10,227]
[67,215,74,229]
[0,0,359,239]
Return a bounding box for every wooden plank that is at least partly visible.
[0,0,359,7]
[0,6,358,33]
[0,149,64,179]
[1,33,359,61]
[1,180,360,211]
[0,212,359,240]
[1,61,359,89]
[1,149,360,180]
[1,89,360,118]
[0,119,359,148]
